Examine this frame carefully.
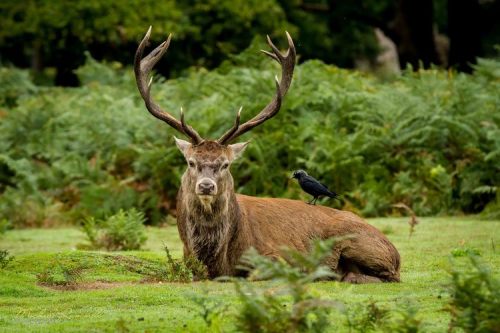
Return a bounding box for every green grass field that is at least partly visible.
[0,217,498,332]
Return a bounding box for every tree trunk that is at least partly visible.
[392,0,439,69]
[54,34,83,87]
[448,0,482,73]
[31,39,43,74]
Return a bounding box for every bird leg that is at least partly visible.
[307,197,318,205]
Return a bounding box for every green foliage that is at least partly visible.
[161,244,190,281]
[480,196,500,220]
[451,246,481,258]
[344,300,424,333]
[231,239,340,333]
[36,258,85,286]
[0,67,37,108]
[136,245,207,282]
[0,55,499,226]
[197,239,425,332]
[0,249,14,269]
[448,254,500,332]
[1,219,499,332]
[75,52,131,86]
[157,245,208,282]
[0,0,291,83]
[344,301,390,332]
[386,302,424,333]
[189,291,228,332]
[472,58,500,82]
[181,0,293,68]
[183,254,209,281]
[81,209,147,251]
[0,0,183,45]
[241,239,338,284]
[115,318,132,333]
[0,219,11,235]
[29,251,192,286]
[380,225,394,235]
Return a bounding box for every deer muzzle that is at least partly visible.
[196,178,217,196]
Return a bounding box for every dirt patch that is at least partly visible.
[39,281,136,291]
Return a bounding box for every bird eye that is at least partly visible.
[188,161,195,168]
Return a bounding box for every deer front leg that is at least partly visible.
[342,272,383,283]
[183,245,193,259]
[321,243,344,279]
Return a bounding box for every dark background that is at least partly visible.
[1,0,498,86]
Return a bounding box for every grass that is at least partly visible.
[0,217,499,332]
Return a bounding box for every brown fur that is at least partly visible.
[175,141,401,282]
[135,32,400,283]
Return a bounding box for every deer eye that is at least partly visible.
[188,161,195,168]
[221,163,229,170]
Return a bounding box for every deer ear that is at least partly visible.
[228,142,249,160]
[174,137,192,157]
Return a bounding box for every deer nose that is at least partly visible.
[198,181,215,195]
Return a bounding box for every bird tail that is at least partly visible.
[328,192,342,201]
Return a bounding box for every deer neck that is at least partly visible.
[178,173,241,262]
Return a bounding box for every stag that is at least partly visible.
[134,27,400,283]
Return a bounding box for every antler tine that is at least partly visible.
[180,107,203,143]
[218,32,296,145]
[217,107,243,144]
[134,27,203,144]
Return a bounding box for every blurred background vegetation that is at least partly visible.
[1,0,499,85]
[0,0,499,227]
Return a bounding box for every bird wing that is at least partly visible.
[303,176,341,199]
[300,177,333,197]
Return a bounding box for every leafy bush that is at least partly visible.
[147,245,208,282]
[450,246,481,258]
[447,254,500,332]
[344,300,424,333]
[0,54,499,227]
[189,291,228,331]
[81,209,147,251]
[0,249,14,269]
[344,301,390,332]
[188,238,429,332]
[385,302,424,333]
[0,67,37,108]
[231,239,340,333]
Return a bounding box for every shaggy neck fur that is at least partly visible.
[179,170,241,273]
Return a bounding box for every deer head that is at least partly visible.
[173,139,248,208]
[134,27,295,206]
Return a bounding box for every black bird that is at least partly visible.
[291,170,341,205]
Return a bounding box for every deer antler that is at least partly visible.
[134,26,203,144]
[217,32,296,145]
